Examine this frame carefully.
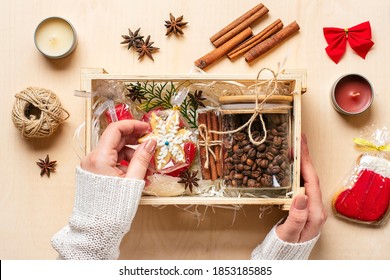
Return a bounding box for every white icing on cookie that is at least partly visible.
[141,110,192,170]
[358,155,390,178]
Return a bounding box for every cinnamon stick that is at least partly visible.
[210,3,264,43]
[195,27,253,69]
[227,19,283,60]
[244,21,300,63]
[210,111,222,177]
[197,112,210,180]
[206,111,218,181]
[209,151,218,181]
[211,5,269,48]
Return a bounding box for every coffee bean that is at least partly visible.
[233,132,246,141]
[259,159,269,168]
[269,147,279,155]
[251,163,257,171]
[260,174,272,186]
[240,140,250,147]
[275,155,284,164]
[273,136,283,146]
[225,162,233,170]
[270,166,281,174]
[256,143,266,152]
[266,152,274,161]
[251,170,261,178]
[247,179,256,188]
[248,148,256,158]
[243,145,251,153]
[246,159,254,166]
[222,113,290,188]
[234,148,244,156]
[243,165,252,170]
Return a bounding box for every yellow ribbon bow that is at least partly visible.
[353,138,390,152]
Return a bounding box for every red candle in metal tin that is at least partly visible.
[331,74,373,115]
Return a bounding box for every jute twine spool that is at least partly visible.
[12,87,70,138]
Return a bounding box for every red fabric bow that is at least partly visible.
[323,21,374,64]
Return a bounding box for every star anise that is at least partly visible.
[121,28,144,50]
[36,155,57,177]
[136,35,159,61]
[178,170,199,193]
[165,13,188,36]
[188,90,206,108]
[125,82,146,103]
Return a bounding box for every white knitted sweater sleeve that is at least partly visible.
[250,224,320,260]
[51,167,144,260]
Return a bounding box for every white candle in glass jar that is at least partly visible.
[34,17,77,59]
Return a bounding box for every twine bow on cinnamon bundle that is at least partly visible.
[198,124,220,168]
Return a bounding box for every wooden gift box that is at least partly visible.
[80,69,306,210]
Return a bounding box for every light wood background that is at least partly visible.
[1,0,390,260]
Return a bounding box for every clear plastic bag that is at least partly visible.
[332,127,390,225]
[138,108,197,175]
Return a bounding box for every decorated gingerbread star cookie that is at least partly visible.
[138,109,192,171]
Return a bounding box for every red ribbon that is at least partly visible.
[323,21,374,64]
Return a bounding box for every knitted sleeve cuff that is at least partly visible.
[73,166,145,223]
[250,224,320,260]
[51,167,145,259]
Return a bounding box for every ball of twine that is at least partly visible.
[12,87,70,138]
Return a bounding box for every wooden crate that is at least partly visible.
[80,69,306,210]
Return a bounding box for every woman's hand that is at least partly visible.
[81,120,157,180]
[276,134,327,243]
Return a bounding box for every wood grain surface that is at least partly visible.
[1,0,390,259]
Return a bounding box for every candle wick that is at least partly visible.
[351,92,360,98]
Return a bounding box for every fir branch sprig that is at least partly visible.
[139,81,174,111]
[126,81,203,128]
[179,97,197,129]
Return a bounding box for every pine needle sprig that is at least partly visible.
[179,97,197,128]
[138,81,173,111]
[128,81,200,128]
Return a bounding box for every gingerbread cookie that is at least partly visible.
[138,109,194,173]
[333,154,390,225]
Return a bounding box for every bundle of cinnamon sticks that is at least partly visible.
[197,110,222,181]
[194,3,300,69]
